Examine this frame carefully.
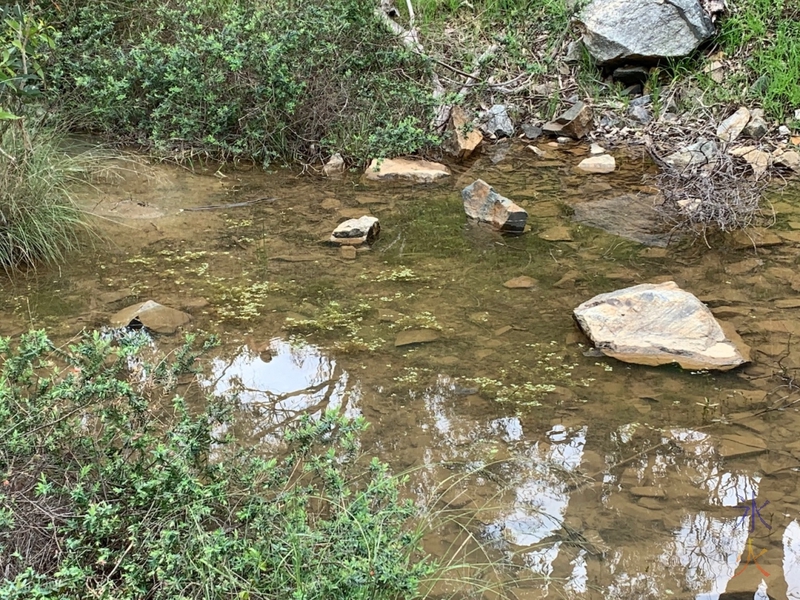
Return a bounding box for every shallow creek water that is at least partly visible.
[3,141,800,599]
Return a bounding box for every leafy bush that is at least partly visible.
[0,330,435,599]
[47,0,438,164]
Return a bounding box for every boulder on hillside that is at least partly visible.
[364,158,450,183]
[110,300,192,334]
[462,180,528,232]
[573,281,749,371]
[580,0,715,66]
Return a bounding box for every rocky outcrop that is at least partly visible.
[462,180,528,232]
[573,281,749,371]
[330,216,380,245]
[580,0,715,65]
[364,158,450,183]
[110,300,192,334]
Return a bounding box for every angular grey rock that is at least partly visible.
[110,300,192,334]
[330,216,380,246]
[462,179,528,232]
[664,138,718,169]
[629,105,652,124]
[573,281,749,371]
[743,108,769,139]
[485,104,514,138]
[580,0,715,65]
[630,94,651,107]
[521,123,543,139]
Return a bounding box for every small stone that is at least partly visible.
[526,145,549,158]
[779,125,791,136]
[330,216,380,246]
[395,329,440,347]
[716,107,751,142]
[557,101,594,139]
[557,136,572,144]
[589,143,605,155]
[629,105,652,124]
[774,149,800,172]
[743,113,769,139]
[485,104,514,138]
[731,228,783,248]
[538,226,573,241]
[503,276,537,289]
[730,147,771,178]
[494,325,514,337]
[340,246,357,260]
[323,153,345,176]
[630,94,651,107]
[577,154,616,173]
[521,123,543,139]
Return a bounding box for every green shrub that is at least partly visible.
[0,330,435,599]
[47,0,438,164]
[719,0,800,119]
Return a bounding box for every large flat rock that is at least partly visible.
[580,0,715,65]
[573,281,749,371]
[364,158,450,183]
[110,300,191,334]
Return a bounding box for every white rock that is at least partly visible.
[330,216,380,246]
[779,125,791,136]
[323,153,345,176]
[590,143,606,155]
[573,281,749,371]
[577,154,616,173]
[364,158,450,183]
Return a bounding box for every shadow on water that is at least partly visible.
[3,141,800,599]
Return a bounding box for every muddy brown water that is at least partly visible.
[3,141,800,599]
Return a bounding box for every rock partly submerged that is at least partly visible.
[364,158,450,183]
[573,281,750,371]
[462,179,528,232]
[110,300,192,334]
[330,216,380,246]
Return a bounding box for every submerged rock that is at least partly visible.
[110,300,192,334]
[462,180,528,232]
[330,216,380,246]
[364,158,450,183]
[573,281,749,371]
[504,276,537,289]
[395,329,440,347]
[580,0,715,65]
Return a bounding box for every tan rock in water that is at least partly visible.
[110,300,191,334]
[364,158,450,183]
[573,281,749,371]
[462,179,528,232]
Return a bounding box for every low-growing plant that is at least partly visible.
[0,329,435,599]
